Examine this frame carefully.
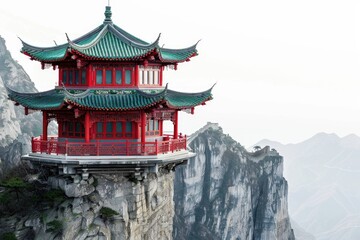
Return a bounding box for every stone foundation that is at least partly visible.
[25,170,174,240]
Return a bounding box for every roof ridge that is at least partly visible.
[108,24,160,50]
[159,40,199,53]
[19,37,68,51]
[62,87,91,99]
[166,84,214,96]
[112,24,149,45]
[68,25,109,50]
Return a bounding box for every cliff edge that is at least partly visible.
[174,123,295,240]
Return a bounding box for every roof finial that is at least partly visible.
[104,5,112,24]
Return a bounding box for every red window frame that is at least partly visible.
[60,68,87,86]
[95,121,135,139]
[94,67,135,87]
[146,119,160,136]
[59,121,85,138]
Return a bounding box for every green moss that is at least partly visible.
[46,220,63,234]
[40,212,46,224]
[0,192,11,204]
[44,189,65,203]
[92,178,98,187]
[1,232,17,240]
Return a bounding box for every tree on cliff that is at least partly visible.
[0,177,29,201]
[253,145,261,151]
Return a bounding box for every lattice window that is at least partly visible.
[146,119,160,136]
[139,65,161,86]
[59,121,85,138]
[95,121,135,139]
[94,66,134,87]
[61,68,87,86]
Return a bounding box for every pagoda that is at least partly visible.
[7,6,213,177]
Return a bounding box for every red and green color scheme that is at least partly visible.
[7,6,213,157]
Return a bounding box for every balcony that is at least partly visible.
[31,135,187,157]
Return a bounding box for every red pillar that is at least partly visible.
[135,65,139,86]
[42,111,48,141]
[173,110,178,139]
[87,65,93,87]
[59,68,62,86]
[85,111,90,143]
[141,111,146,143]
[160,66,163,86]
[159,120,163,136]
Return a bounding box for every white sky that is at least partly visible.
[1,0,360,147]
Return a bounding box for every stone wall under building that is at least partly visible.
[6,170,175,240]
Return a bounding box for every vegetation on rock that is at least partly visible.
[46,220,63,234]
[1,232,17,240]
[100,207,119,219]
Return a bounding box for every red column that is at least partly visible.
[141,111,146,143]
[59,68,62,86]
[159,120,163,136]
[42,111,48,141]
[135,65,139,86]
[160,66,163,86]
[173,110,178,139]
[87,65,93,87]
[85,111,90,143]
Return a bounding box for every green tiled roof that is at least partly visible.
[20,7,198,64]
[6,87,213,111]
[6,88,65,110]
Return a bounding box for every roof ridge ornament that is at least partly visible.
[104,6,112,24]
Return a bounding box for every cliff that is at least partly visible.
[0,36,295,239]
[0,36,42,177]
[0,171,175,239]
[174,123,295,240]
[0,122,295,240]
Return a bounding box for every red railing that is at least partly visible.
[31,136,187,156]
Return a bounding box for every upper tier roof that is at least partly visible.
[6,85,213,111]
[20,6,198,64]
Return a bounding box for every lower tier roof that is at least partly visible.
[7,86,213,111]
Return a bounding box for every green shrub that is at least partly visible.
[46,220,63,234]
[0,192,11,204]
[0,177,30,201]
[1,232,17,240]
[100,207,119,219]
[44,189,65,202]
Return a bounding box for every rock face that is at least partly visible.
[174,123,295,240]
[8,171,174,240]
[0,36,42,177]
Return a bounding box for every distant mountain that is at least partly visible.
[257,132,360,240]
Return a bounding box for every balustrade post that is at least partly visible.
[65,139,68,156]
[155,139,158,155]
[184,134,187,150]
[56,139,59,155]
[31,137,34,153]
[126,140,129,156]
[96,140,100,156]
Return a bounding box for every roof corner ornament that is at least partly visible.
[65,33,71,42]
[104,5,113,24]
